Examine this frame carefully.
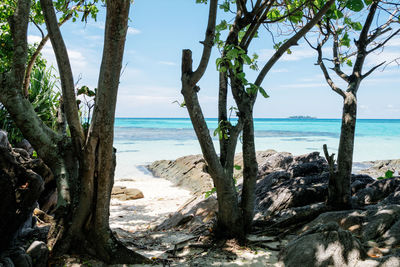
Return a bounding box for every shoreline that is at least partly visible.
[110,149,400,266]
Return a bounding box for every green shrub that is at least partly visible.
[0,65,60,144]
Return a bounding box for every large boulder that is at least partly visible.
[148,154,213,195]
[111,186,144,200]
[279,222,366,267]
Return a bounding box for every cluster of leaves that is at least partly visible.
[0,65,61,144]
[377,170,396,180]
[323,0,373,67]
[29,66,61,129]
[213,120,232,140]
[216,45,268,98]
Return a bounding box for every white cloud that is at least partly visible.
[366,51,400,67]
[386,37,400,47]
[28,35,42,44]
[280,82,327,89]
[258,46,319,62]
[271,68,289,73]
[85,35,102,41]
[158,61,176,66]
[118,85,179,97]
[127,27,141,35]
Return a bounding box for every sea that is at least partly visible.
[113,118,400,179]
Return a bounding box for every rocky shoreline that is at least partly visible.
[1,126,400,267]
[148,150,400,266]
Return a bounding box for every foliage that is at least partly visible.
[0,65,60,144]
[377,170,395,180]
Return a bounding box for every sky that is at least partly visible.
[27,0,400,119]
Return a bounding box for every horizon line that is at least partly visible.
[114,117,400,120]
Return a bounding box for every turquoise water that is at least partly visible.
[113,118,400,178]
[115,118,400,139]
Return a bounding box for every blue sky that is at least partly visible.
[28,0,400,119]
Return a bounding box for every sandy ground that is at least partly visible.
[108,167,281,266]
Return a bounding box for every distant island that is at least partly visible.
[288,116,317,119]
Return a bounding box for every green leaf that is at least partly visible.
[205,187,216,198]
[385,170,394,178]
[259,87,269,98]
[220,1,230,12]
[346,0,364,12]
[352,22,363,31]
[267,8,281,20]
[340,32,351,48]
[346,59,353,67]
[242,54,252,65]
[234,165,241,170]
[363,0,372,5]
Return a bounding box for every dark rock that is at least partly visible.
[0,146,44,251]
[15,140,33,157]
[0,130,10,149]
[255,173,329,217]
[380,191,400,205]
[361,205,400,243]
[0,257,15,267]
[279,222,366,267]
[354,177,400,206]
[301,204,400,254]
[9,251,32,267]
[288,162,325,178]
[156,196,217,232]
[379,219,400,248]
[12,149,30,160]
[262,151,293,171]
[26,241,48,267]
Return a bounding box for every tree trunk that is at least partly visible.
[218,71,229,165]
[240,108,258,233]
[47,1,150,263]
[328,91,357,209]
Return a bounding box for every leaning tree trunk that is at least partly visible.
[328,91,357,209]
[181,76,244,239]
[48,1,149,263]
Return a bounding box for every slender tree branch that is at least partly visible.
[254,0,335,87]
[23,12,73,96]
[40,0,84,152]
[317,44,346,99]
[352,1,379,80]
[323,144,335,175]
[367,28,400,54]
[362,61,386,79]
[30,18,45,38]
[332,33,350,82]
[241,0,275,50]
[191,0,218,84]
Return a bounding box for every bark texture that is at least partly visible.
[0,0,149,264]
